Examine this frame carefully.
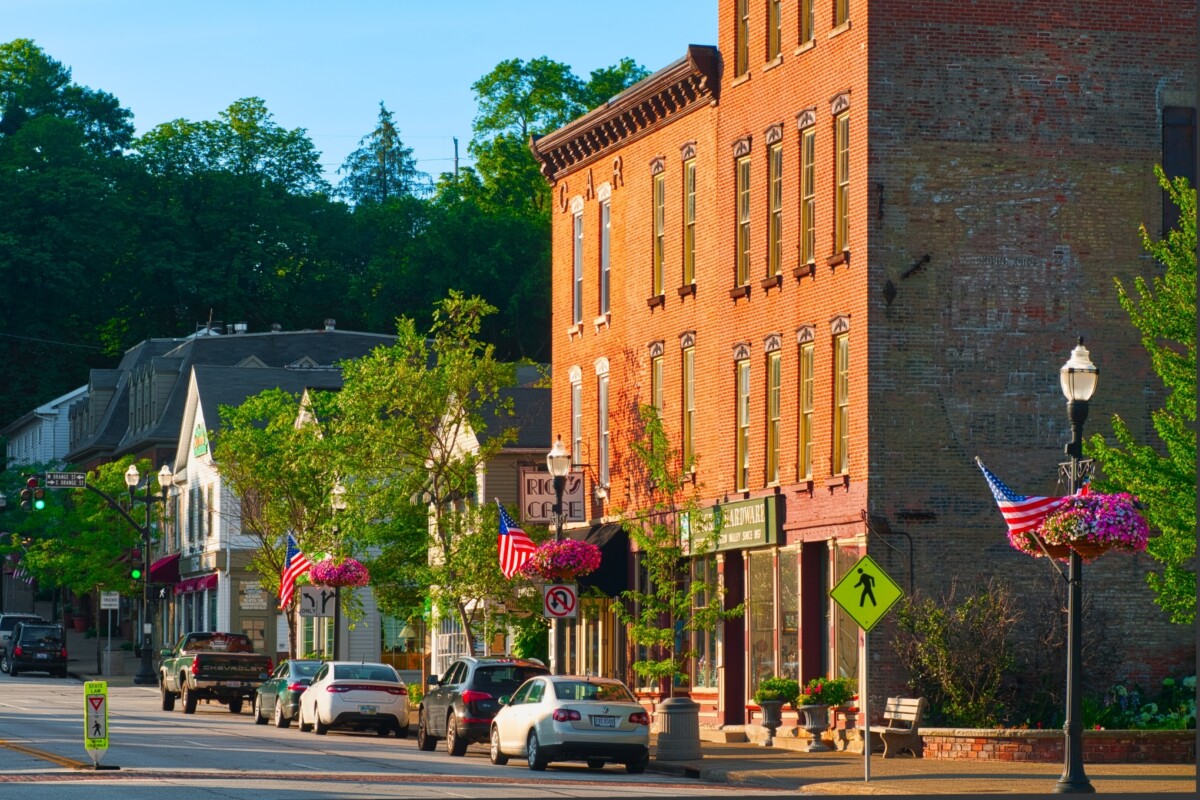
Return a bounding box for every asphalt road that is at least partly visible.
[0,672,784,798]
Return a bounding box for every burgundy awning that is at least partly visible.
[174,573,218,595]
[149,553,181,584]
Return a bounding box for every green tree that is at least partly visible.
[615,405,741,685]
[338,102,428,203]
[1086,168,1196,625]
[580,57,651,108]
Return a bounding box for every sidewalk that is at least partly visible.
[62,628,1195,795]
[64,622,140,688]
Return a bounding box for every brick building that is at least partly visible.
[532,0,1195,727]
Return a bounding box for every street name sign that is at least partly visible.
[829,554,904,633]
[45,471,87,488]
[542,583,578,619]
[83,681,108,765]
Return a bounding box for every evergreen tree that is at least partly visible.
[338,102,429,204]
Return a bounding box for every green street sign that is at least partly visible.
[829,554,904,632]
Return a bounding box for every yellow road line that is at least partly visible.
[0,738,92,770]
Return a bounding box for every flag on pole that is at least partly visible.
[279,533,312,610]
[497,501,537,579]
[976,457,1072,537]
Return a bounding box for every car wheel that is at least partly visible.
[394,721,410,739]
[274,699,289,729]
[314,710,329,736]
[160,681,176,712]
[446,714,468,757]
[8,664,16,678]
[526,730,548,771]
[376,723,391,737]
[228,697,243,715]
[297,705,312,733]
[56,668,68,679]
[253,694,267,724]
[625,750,649,774]
[489,725,509,765]
[181,681,197,714]
[586,759,605,770]
[0,653,9,673]
[416,710,437,751]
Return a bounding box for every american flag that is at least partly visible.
[497,501,537,579]
[976,457,1070,537]
[12,565,33,586]
[278,533,312,610]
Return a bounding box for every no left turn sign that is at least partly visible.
[542,583,578,619]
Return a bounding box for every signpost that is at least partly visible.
[830,554,905,783]
[83,681,110,768]
[44,471,87,488]
[100,592,119,677]
[542,583,578,619]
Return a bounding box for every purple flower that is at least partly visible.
[1009,493,1150,560]
[521,540,602,582]
[310,557,370,588]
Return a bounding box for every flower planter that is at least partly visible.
[758,699,784,745]
[521,539,602,583]
[309,558,370,588]
[1010,493,1148,561]
[796,704,832,752]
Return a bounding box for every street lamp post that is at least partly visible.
[1054,338,1098,795]
[546,437,571,675]
[331,481,347,662]
[125,463,173,686]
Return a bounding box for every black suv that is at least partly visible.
[0,613,45,673]
[6,621,67,677]
[417,656,549,755]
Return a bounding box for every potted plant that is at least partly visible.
[753,676,799,745]
[520,539,602,583]
[309,557,370,588]
[794,676,857,752]
[1013,493,1150,560]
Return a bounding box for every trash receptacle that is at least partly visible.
[655,696,701,761]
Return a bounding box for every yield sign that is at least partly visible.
[542,583,578,619]
[829,554,904,632]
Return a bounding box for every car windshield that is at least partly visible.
[552,680,636,703]
[333,664,397,682]
[183,633,255,653]
[475,665,550,696]
[18,626,63,646]
[292,661,321,678]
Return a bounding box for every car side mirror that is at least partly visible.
[426,674,438,686]
[159,648,172,657]
[498,695,510,706]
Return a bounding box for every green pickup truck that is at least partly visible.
[158,632,273,715]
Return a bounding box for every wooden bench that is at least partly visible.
[879,697,927,758]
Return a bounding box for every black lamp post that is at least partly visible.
[124,463,173,686]
[1054,338,1097,795]
[330,481,347,662]
[546,436,571,675]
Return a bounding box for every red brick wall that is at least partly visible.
[923,729,1196,763]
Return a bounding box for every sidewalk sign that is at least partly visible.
[83,681,108,766]
[830,555,905,784]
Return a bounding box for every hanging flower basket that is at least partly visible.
[521,539,602,583]
[1011,493,1150,561]
[309,557,370,588]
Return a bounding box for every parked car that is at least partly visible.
[158,632,273,714]
[0,613,45,673]
[296,661,410,737]
[253,659,323,728]
[489,675,650,773]
[5,621,68,678]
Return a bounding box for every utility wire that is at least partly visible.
[0,332,104,351]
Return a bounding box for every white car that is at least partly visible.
[296,661,410,737]
[489,675,650,773]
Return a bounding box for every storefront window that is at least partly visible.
[207,589,218,631]
[834,544,861,680]
[242,618,265,653]
[779,548,799,682]
[691,557,720,689]
[747,550,775,699]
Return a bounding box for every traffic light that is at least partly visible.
[32,485,45,511]
[19,477,36,511]
[130,548,144,581]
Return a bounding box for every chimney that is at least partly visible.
[324,318,337,332]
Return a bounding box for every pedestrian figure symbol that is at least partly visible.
[92,720,102,736]
[854,568,877,607]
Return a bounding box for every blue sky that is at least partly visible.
[4,1,715,183]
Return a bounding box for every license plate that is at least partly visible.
[225,681,242,687]
[592,716,617,728]
[359,705,378,715]
[36,653,49,659]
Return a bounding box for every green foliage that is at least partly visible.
[511,617,549,664]
[892,578,1020,727]
[1082,676,1197,730]
[616,405,743,684]
[753,676,799,706]
[338,102,429,203]
[1085,168,1196,625]
[796,676,856,708]
[407,683,424,705]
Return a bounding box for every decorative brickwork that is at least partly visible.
[922,729,1196,764]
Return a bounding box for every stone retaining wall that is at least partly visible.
[921,728,1195,763]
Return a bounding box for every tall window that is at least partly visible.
[747,550,775,698]
[650,353,663,413]
[768,0,782,60]
[798,342,814,479]
[833,333,849,474]
[683,158,696,285]
[736,358,751,490]
[768,142,783,276]
[573,212,584,325]
[735,0,749,77]
[736,155,751,286]
[801,128,816,264]
[835,112,850,252]
[571,377,583,466]
[800,0,814,44]
[766,351,781,484]
[599,200,611,315]
[653,172,665,295]
[691,556,720,688]
[682,346,695,469]
[836,0,850,27]
[598,371,610,486]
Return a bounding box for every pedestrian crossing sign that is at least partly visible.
[829,554,904,632]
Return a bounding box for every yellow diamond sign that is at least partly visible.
[829,555,904,632]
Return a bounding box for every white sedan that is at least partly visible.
[489,675,650,773]
[296,661,410,737]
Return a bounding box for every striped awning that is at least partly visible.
[174,573,219,595]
